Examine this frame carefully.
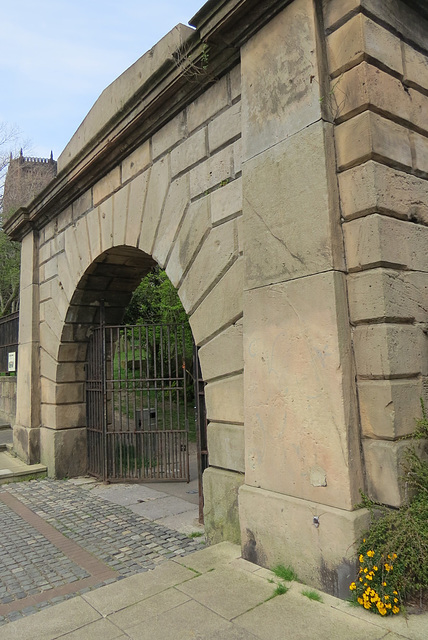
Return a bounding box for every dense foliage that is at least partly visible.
[350,401,428,613]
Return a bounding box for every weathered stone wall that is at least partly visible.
[0,377,16,425]
[325,0,428,507]
[6,0,428,599]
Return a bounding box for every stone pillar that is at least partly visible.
[13,230,41,463]
[326,0,428,507]
[239,0,368,596]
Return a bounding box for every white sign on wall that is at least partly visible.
[8,352,16,373]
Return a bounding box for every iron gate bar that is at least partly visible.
[87,321,191,483]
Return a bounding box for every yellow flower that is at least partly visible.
[392,553,397,560]
[364,568,368,573]
[394,598,398,603]
[359,554,364,563]
[357,597,363,605]
[393,591,398,595]
[349,582,356,591]
[373,566,378,571]
[384,595,389,600]
[385,564,391,572]
[392,606,399,614]
[359,577,363,582]
[367,574,373,581]
[367,550,375,558]
[382,582,387,587]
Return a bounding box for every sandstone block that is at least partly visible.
[403,43,428,93]
[189,257,244,345]
[353,324,427,378]
[40,318,61,359]
[348,268,428,323]
[210,177,242,225]
[41,379,85,405]
[39,241,51,266]
[358,378,426,439]
[99,196,114,253]
[41,401,86,430]
[152,174,190,268]
[74,217,91,269]
[338,161,428,224]
[244,120,343,290]
[166,195,210,288]
[343,214,428,272]
[233,139,242,175]
[93,167,121,206]
[121,141,151,183]
[239,485,370,598]
[323,0,359,30]
[409,88,428,135]
[112,183,131,247]
[189,146,233,199]
[362,439,417,507]
[15,342,40,430]
[170,128,207,178]
[178,220,237,313]
[13,424,41,465]
[57,252,76,303]
[18,285,40,344]
[20,231,38,289]
[208,102,241,153]
[198,321,243,382]
[412,130,428,175]
[244,271,363,510]
[72,189,92,219]
[139,156,169,255]
[152,112,186,159]
[40,426,87,478]
[229,64,241,101]
[335,111,412,172]
[207,423,245,473]
[187,76,228,132]
[359,0,428,54]
[333,63,411,125]
[203,467,244,545]
[327,14,403,77]
[125,169,150,248]
[241,0,321,161]
[204,374,244,424]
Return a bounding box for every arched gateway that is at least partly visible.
[5,0,428,597]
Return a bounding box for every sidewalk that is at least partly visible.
[1,542,427,640]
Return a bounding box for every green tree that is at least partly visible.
[0,230,20,316]
[0,122,22,316]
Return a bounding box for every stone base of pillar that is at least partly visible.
[40,426,87,478]
[239,484,370,599]
[203,467,245,545]
[13,424,40,464]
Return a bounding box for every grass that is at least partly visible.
[187,531,204,538]
[302,589,323,602]
[272,564,298,582]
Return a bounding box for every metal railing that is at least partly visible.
[0,312,19,374]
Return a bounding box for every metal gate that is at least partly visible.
[86,321,191,482]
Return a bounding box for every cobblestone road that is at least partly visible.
[0,478,204,625]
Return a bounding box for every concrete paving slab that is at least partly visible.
[108,585,191,630]
[0,596,101,640]
[174,541,241,573]
[176,565,274,620]
[56,617,125,640]
[203,628,261,640]
[234,589,391,640]
[124,598,232,640]
[128,494,196,519]
[82,560,196,616]
[154,505,202,534]
[0,451,47,485]
[91,484,168,505]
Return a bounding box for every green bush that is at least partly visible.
[349,400,428,614]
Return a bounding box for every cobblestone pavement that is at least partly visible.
[0,478,204,626]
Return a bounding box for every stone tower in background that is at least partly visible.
[2,150,57,219]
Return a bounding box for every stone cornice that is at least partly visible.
[4,0,291,242]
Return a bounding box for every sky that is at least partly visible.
[1,0,204,161]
